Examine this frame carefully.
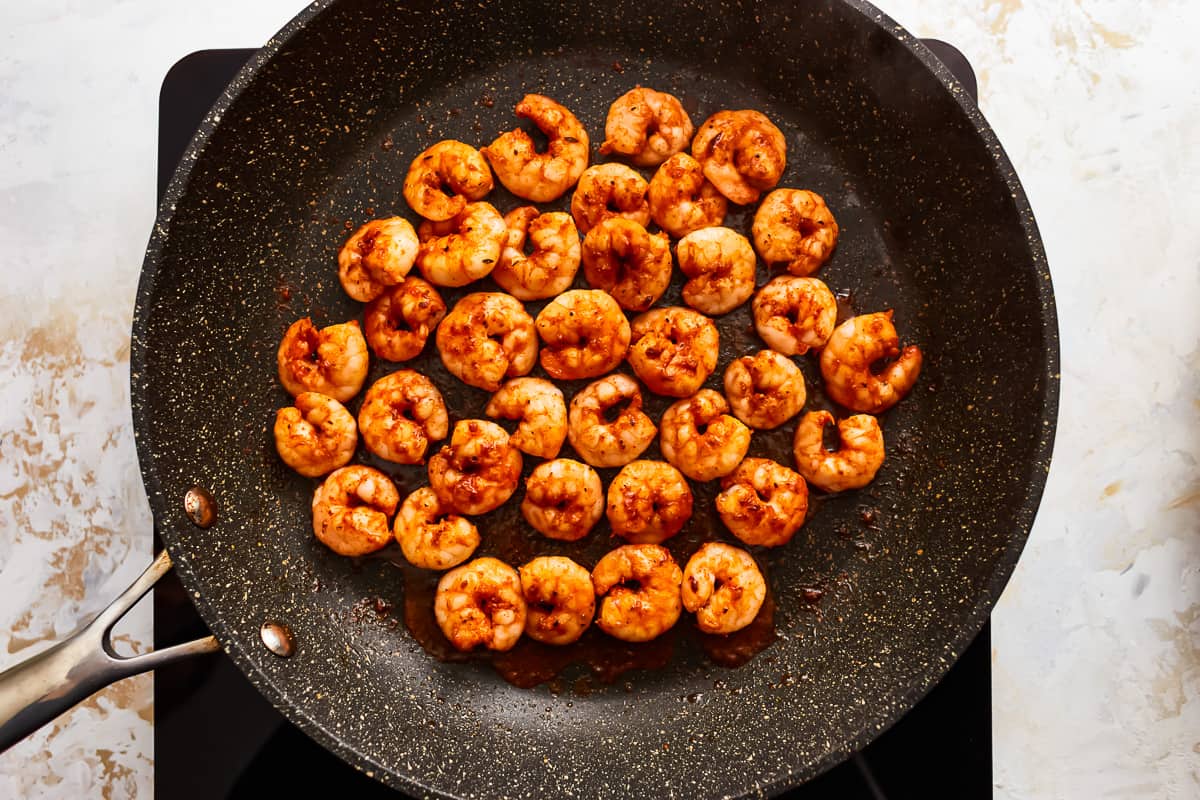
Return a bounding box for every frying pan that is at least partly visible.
[0,0,1058,796]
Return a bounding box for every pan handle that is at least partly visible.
[0,549,220,752]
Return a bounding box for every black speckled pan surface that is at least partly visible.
[131,0,1058,797]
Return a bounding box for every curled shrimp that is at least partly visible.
[647,153,728,238]
[682,542,766,634]
[337,217,419,302]
[691,110,787,205]
[357,370,448,464]
[752,189,839,276]
[436,292,537,391]
[428,419,523,515]
[483,94,589,202]
[752,275,837,356]
[492,207,581,301]
[627,306,720,398]
[394,487,480,570]
[606,460,694,544]
[534,289,630,380]
[567,374,657,468]
[793,410,885,492]
[599,87,694,167]
[519,556,595,645]
[716,457,809,547]
[520,459,605,542]
[363,276,446,362]
[273,392,357,477]
[659,389,751,481]
[484,377,568,459]
[416,201,507,287]
[820,311,923,413]
[582,217,672,312]
[402,139,494,222]
[435,557,527,652]
[277,318,369,402]
[570,163,650,234]
[311,466,400,557]
[722,349,806,430]
[591,544,683,642]
[675,226,757,316]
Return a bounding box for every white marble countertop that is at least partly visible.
[1,1,1196,797]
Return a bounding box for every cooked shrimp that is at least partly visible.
[627,307,720,398]
[436,292,537,391]
[427,419,523,515]
[582,217,672,312]
[415,201,507,287]
[599,87,694,167]
[820,311,923,413]
[520,459,604,541]
[751,189,838,276]
[277,318,369,402]
[394,487,480,570]
[492,207,581,301]
[534,289,631,380]
[793,410,885,492]
[606,460,693,544]
[659,389,751,481]
[519,556,595,645]
[591,544,683,642]
[716,457,808,547]
[570,163,650,234]
[273,392,357,477]
[435,557,527,652]
[363,277,446,362]
[567,374,658,468]
[485,377,567,459]
[691,110,786,205]
[337,217,419,301]
[675,227,757,316]
[722,350,806,430]
[402,140,494,222]
[647,153,728,238]
[357,370,449,464]
[681,542,766,634]
[311,466,400,557]
[752,275,837,356]
[483,94,589,202]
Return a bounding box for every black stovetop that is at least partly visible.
[154,47,990,800]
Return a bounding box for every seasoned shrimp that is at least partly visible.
[793,410,885,492]
[627,307,720,398]
[691,110,787,205]
[519,556,595,645]
[716,457,808,547]
[435,557,527,652]
[485,377,568,459]
[363,277,446,362]
[311,466,400,557]
[436,292,537,391]
[659,389,751,481]
[277,318,369,402]
[534,289,630,380]
[273,392,357,477]
[567,375,658,468]
[520,459,604,541]
[722,350,806,430]
[427,419,523,515]
[591,544,683,642]
[337,217,419,301]
[415,201,507,287]
[357,370,449,464]
[570,163,650,234]
[752,189,839,276]
[599,87,694,167]
[483,94,589,202]
[606,460,693,544]
[394,487,480,570]
[752,275,837,356]
[582,217,672,312]
[820,311,923,413]
[647,153,728,238]
[492,207,581,301]
[402,140,494,222]
[681,543,766,634]
[675,227,757,316]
